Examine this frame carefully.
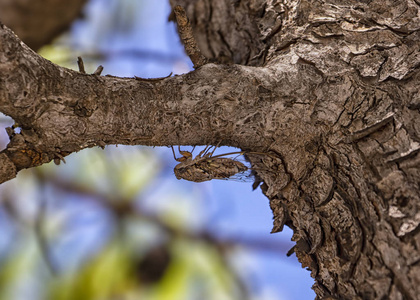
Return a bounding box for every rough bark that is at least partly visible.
[1,0,420,299]
[0,0,87,51]
[167,1,420,299]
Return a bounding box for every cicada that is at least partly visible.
[171,145,250,182]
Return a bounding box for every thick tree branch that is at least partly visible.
[0,23,320,184]
[168,1,420,299]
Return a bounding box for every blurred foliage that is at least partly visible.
[0,145,253,300]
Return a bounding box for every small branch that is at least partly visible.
[93,65,104,76]
[173,5,209,69]
[78,56,103,75]
[77,56,86,74]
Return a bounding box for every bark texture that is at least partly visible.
[168,1,420,298]
[0,0,87,51]
[1,0,420,299]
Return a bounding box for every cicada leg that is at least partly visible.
[178,145,193,160]
[171,146,182,162]
[200,142,222,158]
[209,143,219,156]
[197,145,211,158]
[172,145,192,162]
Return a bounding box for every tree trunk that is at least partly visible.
[1,0,420,299]
[0,0,87,51]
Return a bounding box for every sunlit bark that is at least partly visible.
[1,0,420,298]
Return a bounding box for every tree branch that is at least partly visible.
[174,5,209,68]
[0,24,316,184]
[3,0,420,298]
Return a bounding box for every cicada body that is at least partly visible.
[171,145,251,182]
[174,156,248,182]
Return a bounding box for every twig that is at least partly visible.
[173,5,209,69]
[78,56,103,75]
[77,56,86,74]
[93,65,104,76]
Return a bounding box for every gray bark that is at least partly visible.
[1,0,420,299]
